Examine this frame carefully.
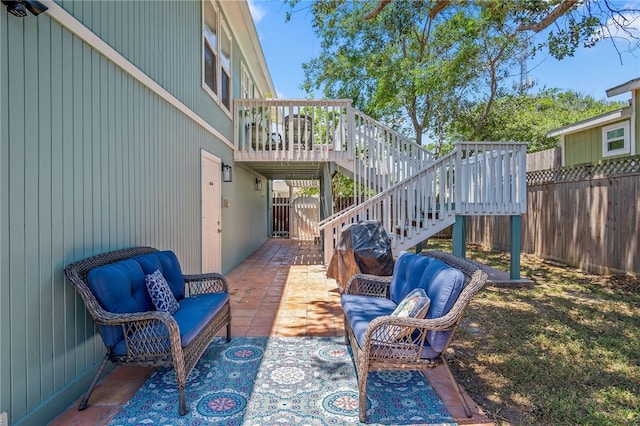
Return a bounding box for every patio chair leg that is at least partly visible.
[441,360,473,418]
[226,322,232,342]
[78,353,110,411]
[357,370,368,423]
[178,384,187,416]
[343,318,350,345]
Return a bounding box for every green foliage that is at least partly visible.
[285,0,638,154]
[296,186,319,196]
[331,173,354,198]
[297,0,499,148]
[447,88,627,152]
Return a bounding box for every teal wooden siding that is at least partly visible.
[1,1,268,424]
[57,0,234,139]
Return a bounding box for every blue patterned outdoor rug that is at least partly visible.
[109,336,457,425]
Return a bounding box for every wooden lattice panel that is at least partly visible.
[527,155,640,185]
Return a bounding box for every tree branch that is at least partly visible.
[469,42,507,140]
[429,0,451,19]
[364,0,392,20]
[364,0,451,20]
[516,0,580,32]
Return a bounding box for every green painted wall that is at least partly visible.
[1,1,268,424]
[564,118,633,166]
[564,127,602,166]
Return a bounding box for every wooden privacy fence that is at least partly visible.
[291,196,320,240]
[466,158,640,275]
[272,196,321,240]
[272,197,290,237]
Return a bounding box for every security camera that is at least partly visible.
[2,0,48,17]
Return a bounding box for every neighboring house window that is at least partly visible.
[203,0,218,99]
[220,21,232,111]
[602,121,630,157]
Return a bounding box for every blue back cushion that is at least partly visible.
[87,259,152,347]
[132,251,185,300]
[421,258,465,353]
[388,252,466,354]
[389,252,432,304]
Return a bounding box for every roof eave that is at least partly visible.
[220,1,276,98]
[546,108,631,137]
[606,77,640,97]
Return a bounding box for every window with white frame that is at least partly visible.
[220,21,232,111]
[602,121,630,157]
[241,63,254,99]
[202,1,232,114]
[202,0,218,98]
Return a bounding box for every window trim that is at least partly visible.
[219,19,232,115]
[202,0,219,101]
[241,62,253,99]
[602,121,630,158]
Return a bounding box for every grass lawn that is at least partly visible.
[424,239,640,425]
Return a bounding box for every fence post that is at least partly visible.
[510,215,521,280]
[452,215,466,258]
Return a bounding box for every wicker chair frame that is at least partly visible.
[343,251,488,422]
[64,246,232,416]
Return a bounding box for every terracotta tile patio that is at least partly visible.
[49,238,493,426]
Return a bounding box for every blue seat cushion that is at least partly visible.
[342,293,442,359]
[341,294,397,347]
[388,252,433,304]
[113,292,230,356]
[87,259,153,347]
[132,251,185,300]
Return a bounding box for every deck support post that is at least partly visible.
[452,215,466,258]
[510,215,521,280]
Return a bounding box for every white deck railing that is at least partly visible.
[348,111,433,203]
[455,142,528,215]
[320,151,458,261]
[234,99,432,202]
[234,99,353,162]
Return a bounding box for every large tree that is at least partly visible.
[447,88,627,152]
[287,0,639,154]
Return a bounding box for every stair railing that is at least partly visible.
[321,142,528,263]
[320,150,458,263]
[348,109,434,204]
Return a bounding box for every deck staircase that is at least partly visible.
[234,99,527,264]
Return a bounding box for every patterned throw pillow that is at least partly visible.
[145,269,180,315]
[388,288,431,341]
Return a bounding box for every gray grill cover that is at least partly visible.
[327,221,394,291]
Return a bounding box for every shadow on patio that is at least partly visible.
[49,238,493,425]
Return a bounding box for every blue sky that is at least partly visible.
[250,1,639,103]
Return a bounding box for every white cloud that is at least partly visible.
[597,11,640,49]
[248,0,267,24]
